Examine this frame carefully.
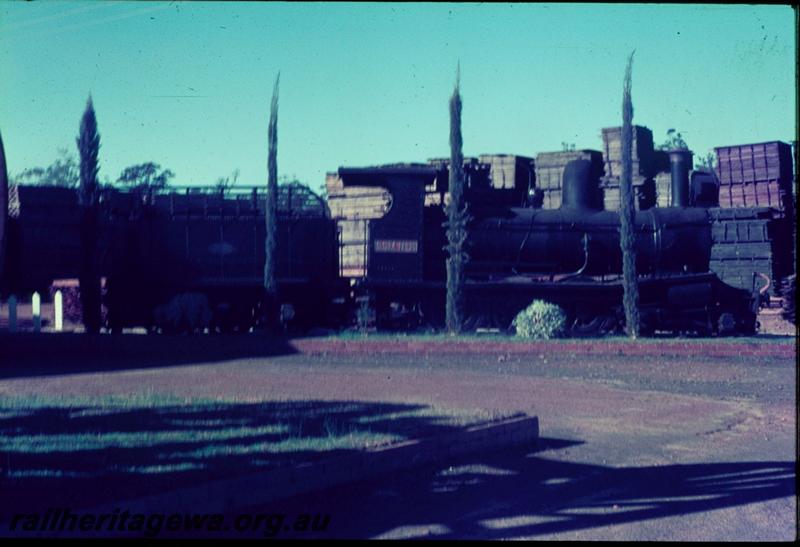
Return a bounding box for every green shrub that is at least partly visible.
[512,300,567,339]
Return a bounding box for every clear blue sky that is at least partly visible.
[1,2,796,192]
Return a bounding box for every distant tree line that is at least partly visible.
[9,155,250,192]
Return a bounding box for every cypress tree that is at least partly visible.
[445,65,468,334]
[264,73,280,327]
[77,96,102,334]
[620,52,640,338]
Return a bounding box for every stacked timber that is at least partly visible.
[601,125,656,180]
[337,219,369,278]
[427,157,490,188]
[708,207,791,298]
[599,125,658,211]
[325,172,392,220]
[651,150,674,208]
[653,169,721,209]
[534,150,603,210]
[600,178,655,212]
[651,150,671,174]
[325,172,392,278]
[427,156,479,169]
[654,171,672,208]
[714,141,794,214]
[426,157,497,206]
[477,154,534,192]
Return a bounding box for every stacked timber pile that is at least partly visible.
[654,171,672,208]
[712,142,795,303]
[601,125,656,180]
[427,157,494,206]
[654,169,721,209]
[477,154,534,192]
[714,141,794,214]
[602,178,656,212]
[652,150,673,207]
[325,172,393,278]
[599,125,657,211]
[534,150,603,209]
[325,172,392,219]
[708,207,791,298]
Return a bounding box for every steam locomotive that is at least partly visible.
[337,154,760,335]
[0,149,775,336]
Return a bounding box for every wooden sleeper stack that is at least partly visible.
[708,207,790,298]
[714,141,793,214]
[600,125,657,211]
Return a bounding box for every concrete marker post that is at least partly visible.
[54,290,63,332]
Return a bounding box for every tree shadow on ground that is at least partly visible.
[243,438,796,540]
[0,333,298,379]
[0,398,499,518]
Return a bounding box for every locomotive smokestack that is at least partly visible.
[561,159,602,210]
[668,149,693,207]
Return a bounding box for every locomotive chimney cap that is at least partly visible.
[667,148,694,158]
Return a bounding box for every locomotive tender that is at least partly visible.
[1,183,343,332]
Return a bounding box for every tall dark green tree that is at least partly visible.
[264,73,280,327]
[620,52,640,338]
[77,96,102,334]
[445,66,468,334]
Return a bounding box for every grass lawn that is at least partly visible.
[0,393,510,514]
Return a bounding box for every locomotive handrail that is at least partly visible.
[754,271,771,296]
[647,208,663,275]
[556,233,591,283]
[511,208,538,275]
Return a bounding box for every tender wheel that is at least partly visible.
[717,312,737,336]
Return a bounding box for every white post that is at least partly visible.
[8,295,17,332]
[32,292,41,332]
[54,290,63,332]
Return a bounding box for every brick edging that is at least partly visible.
[72,415,538,520]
